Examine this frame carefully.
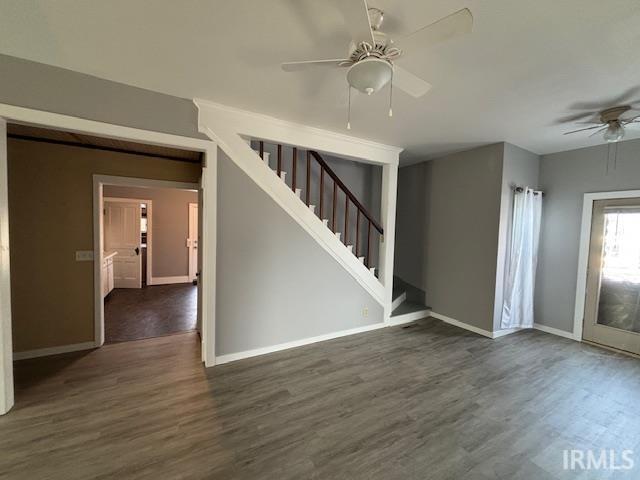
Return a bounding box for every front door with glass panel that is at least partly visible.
[583,198,640,355]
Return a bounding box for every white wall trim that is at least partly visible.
[430,312,495,338]
[149,275,191,285]
[573,189,640,342]
[215,322,386,365]
[533,323,576,340]
[13,342,96,361]
[492,327,527,338]
[391,291,407,312]
[0,103,218,414]
[193,99,403,165]
[387,309,431,326]
[0,119,12,415]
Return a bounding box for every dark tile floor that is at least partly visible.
[104,283,197,343]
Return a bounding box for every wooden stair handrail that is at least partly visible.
[308,150,384,235]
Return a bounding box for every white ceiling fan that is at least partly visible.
[281,1,473,128]
[564,106,640,143]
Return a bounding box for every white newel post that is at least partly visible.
[0,118,14,415]
[379,161,399,323]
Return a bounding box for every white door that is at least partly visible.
[105,200,142,289]
[583,197,640,355]
[188,202,198,282]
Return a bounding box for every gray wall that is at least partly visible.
[536,138,640,333]
[103,185,199,278]
[0,54,206,139]
[395,143,505,332]
[493,143,540,330]
[217,149,383,356]
[394,162,428,291]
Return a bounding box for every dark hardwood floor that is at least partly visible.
[3,317,640,479]
[104,283,197,343]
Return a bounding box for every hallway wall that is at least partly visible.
[103,185,198,280]
[8,137,201,353]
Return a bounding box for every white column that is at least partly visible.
[200,145,217,367]
[0,118,14,415]
[378,160,399,323]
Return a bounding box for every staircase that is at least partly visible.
[389,276,431,325]
[252,139,383,275]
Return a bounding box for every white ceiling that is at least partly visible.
[1,0,639,163]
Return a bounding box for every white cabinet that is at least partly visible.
[102,253,116,297]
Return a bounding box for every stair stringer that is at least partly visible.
[197,122,386,305]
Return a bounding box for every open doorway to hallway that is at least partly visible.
[101,185,200,343]
[6,122,208,363]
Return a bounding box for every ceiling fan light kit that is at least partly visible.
[564,105,639,143]
[281,1,474,129]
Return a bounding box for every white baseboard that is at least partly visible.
[387,309,431,326]
[149,275,190,285]
[430,312,495,338]
[391,292,407,312]
[215,322,387,365]
[533,323,576,340]
[13,341,97,361]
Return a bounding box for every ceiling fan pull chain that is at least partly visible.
[389,68,394,118]
[347,85,352,130]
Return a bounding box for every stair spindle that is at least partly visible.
[344,195,349,245]
[319,167,324,219]
[366,220,371,268]
[259,141,264,161]
[306,151,311,206]
[356,209,361,257]
[277,144,282,177]
[332,181,337,232]
[292,147,297,192]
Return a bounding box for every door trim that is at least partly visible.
[573,189,640,341]
[104,196,153,288]
[0,104,217,415]
[94,177,198,347]
[188,202,198,282]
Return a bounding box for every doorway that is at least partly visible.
[583,196,640,355]
[97,179,201,344]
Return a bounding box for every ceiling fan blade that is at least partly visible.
[397,8,473,49]
[393,66,432,98]
[563,124,605,135]
[588,126,609,137]
[330,0,375,45]
[281,59,350,72]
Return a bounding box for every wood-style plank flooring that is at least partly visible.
[3,317,640,479]
[104,283,197,343]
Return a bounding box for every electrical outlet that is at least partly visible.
[362,307,369,317]
[75,250,94,262]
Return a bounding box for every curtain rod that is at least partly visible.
[514,186,544,196]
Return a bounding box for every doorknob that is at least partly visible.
[135,247,140,256]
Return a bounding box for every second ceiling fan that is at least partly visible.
[281,0,473,128]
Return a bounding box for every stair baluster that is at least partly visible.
[252,139,383,274]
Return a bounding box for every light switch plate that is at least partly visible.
[75,250,94,261]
